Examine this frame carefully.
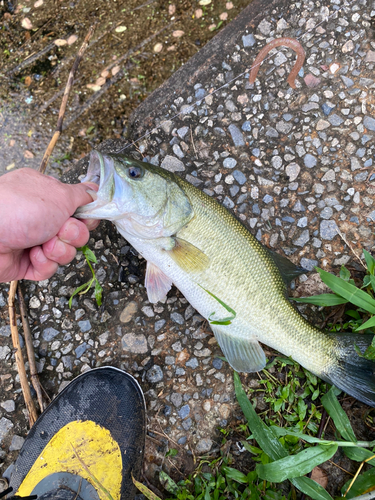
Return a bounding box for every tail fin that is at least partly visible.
[323,334,375,407]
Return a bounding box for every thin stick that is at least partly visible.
[337,229,366,270]
[8,281,38,426]
[17,284,45,412]
[343,454,375,498]
[39,25,95,174]
[62,23,174,131]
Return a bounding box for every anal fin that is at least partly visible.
[167,237,210,273]
[145,262,172,303]
[211,324,266,373]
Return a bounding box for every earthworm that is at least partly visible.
[249,37,305,89]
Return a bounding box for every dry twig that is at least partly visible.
[8,281,38,426]
[62,22,174,130]
[39,25,95,174]
[17,284,45,412]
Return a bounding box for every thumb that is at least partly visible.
[66,181,99,213]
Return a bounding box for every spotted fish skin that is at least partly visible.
[76,150,375,406]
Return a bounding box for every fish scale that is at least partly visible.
[76,150,375,406]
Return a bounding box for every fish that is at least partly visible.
[76,150,375,406]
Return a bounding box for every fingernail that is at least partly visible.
[51,239,67,258]
[35,248,47,263]
[61,221,79,243]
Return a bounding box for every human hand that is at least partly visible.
[0,168,99,283]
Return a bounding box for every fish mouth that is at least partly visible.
[75,150,116,219]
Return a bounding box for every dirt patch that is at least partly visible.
[0,0,251,176]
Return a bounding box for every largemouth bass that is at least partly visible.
[76,150,375,406]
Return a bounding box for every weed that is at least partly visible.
[69,246,102,308]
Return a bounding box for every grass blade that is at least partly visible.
[343,447,375,467]
[271,426,334,445]
[363,249,375,275]
[355,316,375,332]
[316,268,375,315]
[256,444,338,483]
[200,286,236,325]
[132,474,162,500]
[321,387,357,442]
[234,372,287,460]
[221,466,248,483]
[292,294,348,307]
[290,477,334,500]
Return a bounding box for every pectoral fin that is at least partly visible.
[167,237,210,273]
[211,324,266,373]
[145,262,172,303]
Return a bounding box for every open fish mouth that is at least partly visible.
[75,150,116,219]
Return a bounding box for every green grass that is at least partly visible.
[69,245,102,308]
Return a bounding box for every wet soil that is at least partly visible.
[0,0,250,176]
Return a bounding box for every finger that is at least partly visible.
[57,218,90,247]
[66,181,99,213]
[81,219,101,231]
[24,246,59,281]
[42,236,77,266]
[0,250,28,283]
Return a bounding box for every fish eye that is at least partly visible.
[126,165,144,179]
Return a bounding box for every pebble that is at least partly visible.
[242,33,256,47]
[320,220,338,240]
[341,75,354,88]
[120,301,138,323]
[286,163,300,181]
[293,201,305,212]
[42,328,59,341]
[146,365,163,383]
[0,417,13,443]
[228,124,245,146]
[293,230,310,247]
[300,258,318,271]
[9,435,25,451]
[161,155,185,172]
[122,333,148,354]
[155,319,166,332]
[364,116,375,132]
[320,207,333,219]
[29,296,41,309]
[196,438,213,454]
[186,358,199,369]
[316,119,330,130]
[223,157,237,169]
[172,144,184,159]
[171,312,184,325]
[78,320,91,333]
[232,170,247,185]
[0,326,11,337]
[328,114,344,126]
[304,154,317,169]
[75,343,88,358]
[1,401,15,412]
[171,393,182,407]
[258,19,271,35]
[178,404,190,419]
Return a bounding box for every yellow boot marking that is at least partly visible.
[17,420,122,500]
